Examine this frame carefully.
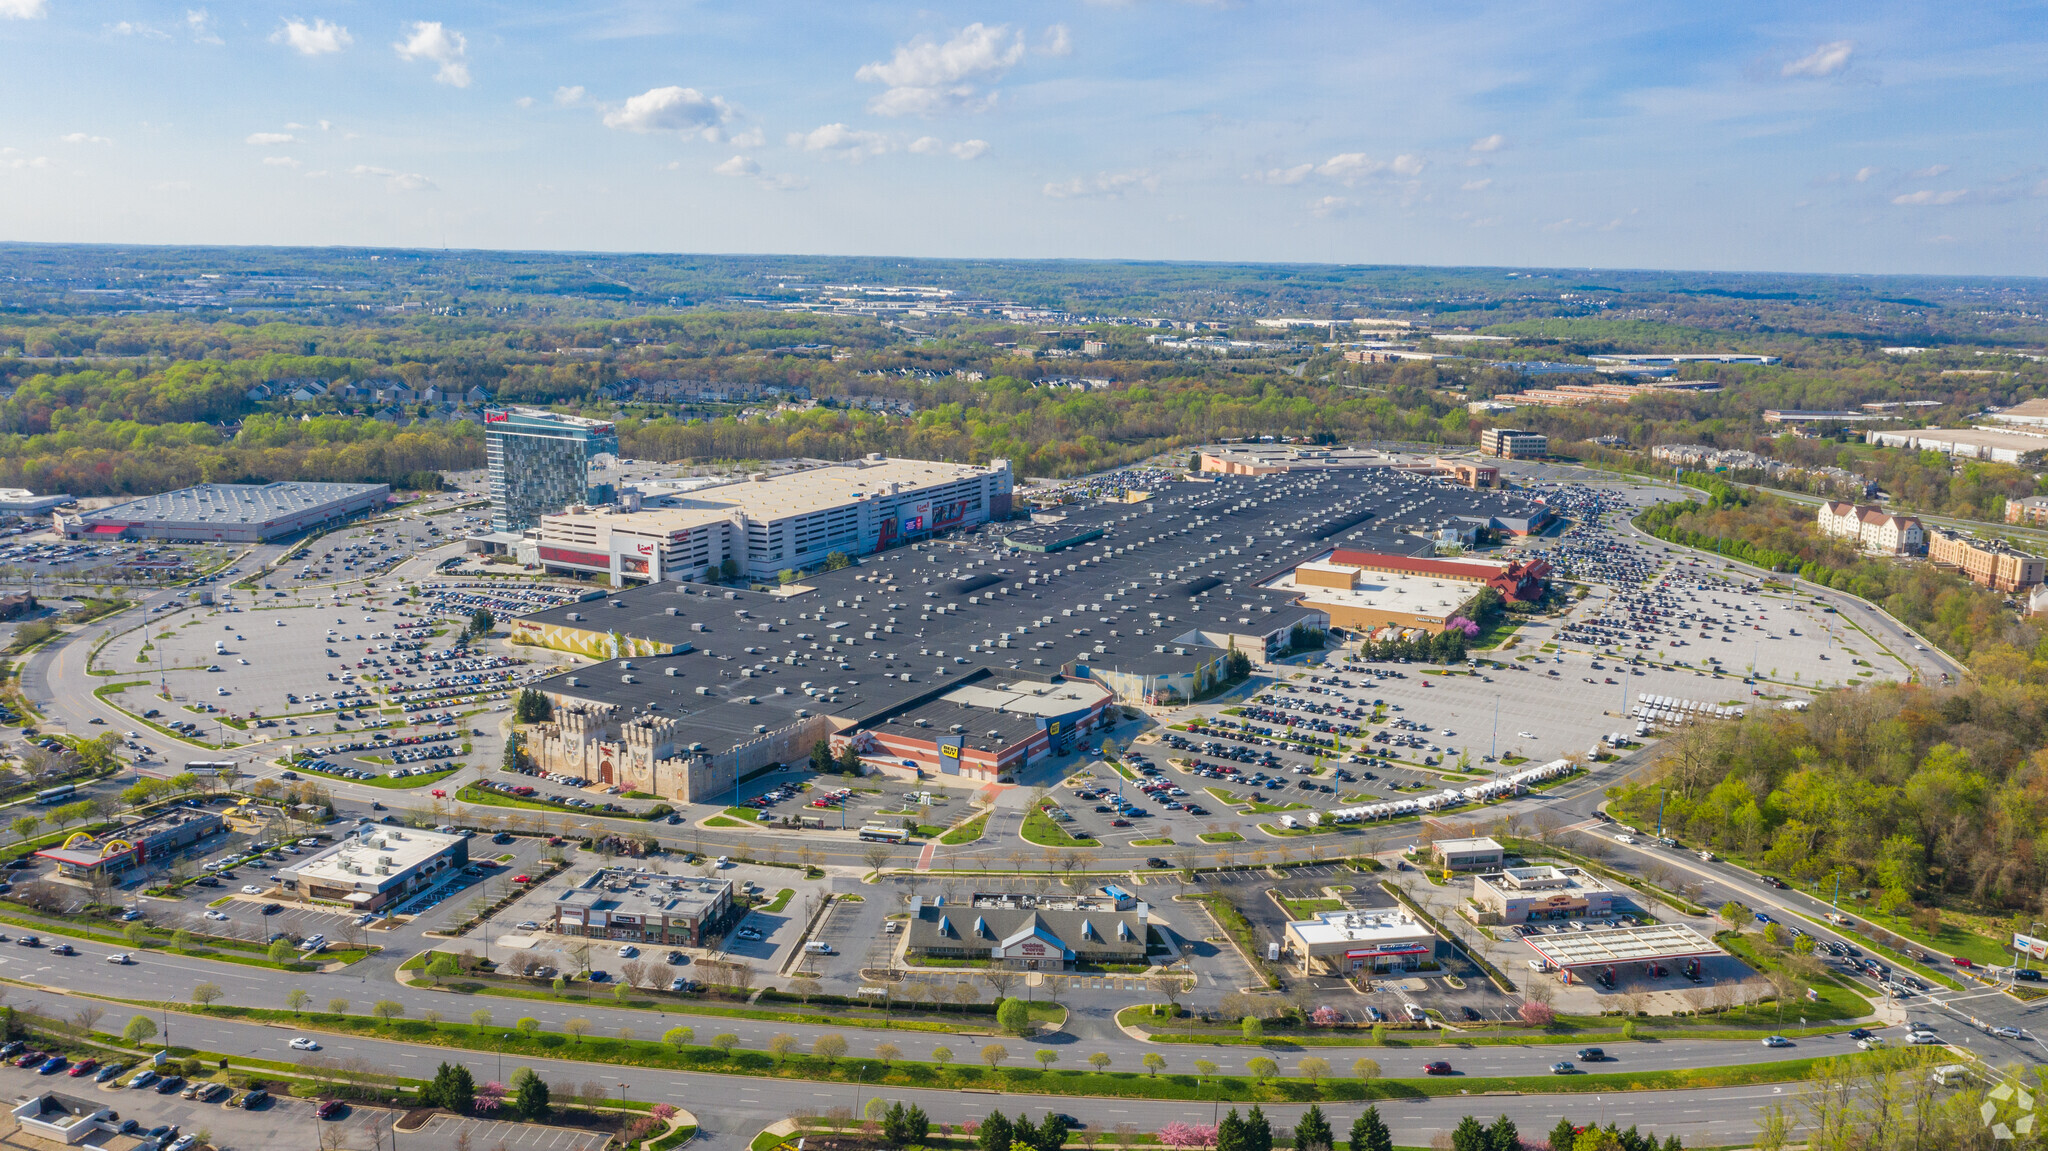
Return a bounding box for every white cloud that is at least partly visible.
[186,8,222,44]
[1253,163,1314,185]
[515,96,535,108]
[603,86,733,139]
[394,21,470,87]
[1461,178,1492,191]
[262,156,301,168]
[1042,24,1072,56]
[1308,195,1352,218]
[110,21,170,39]
[1854,166,1879,182]
[245,132,295,145]
[909,135,989,160]
[1910,164,1950,178]
[788,123,893,160]
[729,127,764,149]
[857,23,1025,117]
[1317,153,1376,178]
[349,164,432,191]
[713,155,759,178]
[1043,169,1158,199]
[1892,189,1967,205]
[61,132,112,145]
[1782,40,1853,78]
[711,153,803,190]
[1469,133,1505,153]
[1390,154,1425,176]
[284,122,305,130]
[273,17,352,56]
[0,148,52,169]
[554,86,587,106]
[0,0,47,20]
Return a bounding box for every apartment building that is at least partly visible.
[2008,495,2048,526]
[1927,528,2048,592]
[1815,502,1925,556]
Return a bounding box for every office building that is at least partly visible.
[486,408,621,531]
[1479,429,1547,459]
[1927,528,2047,592]
[550,869,734,947]
[531,455,1014,583]
[36,809,225,878]
[281,825,469,911]
[1816,502,1924,556]
[56,481,388,542]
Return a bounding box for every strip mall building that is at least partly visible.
[1266,549,1551,635]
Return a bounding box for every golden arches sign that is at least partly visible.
[59,832,96,851]
[58,833,136,859]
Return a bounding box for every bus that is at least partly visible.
[857,826,909,844]
[183,761,236,775]
[34,784,75,804]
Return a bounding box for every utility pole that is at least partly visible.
[1656,789,1666,838]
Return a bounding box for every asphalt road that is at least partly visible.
[0,978,1835,1151]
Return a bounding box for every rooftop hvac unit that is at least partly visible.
[695,685,712,695]
[565,677,580,687]
[665,666,681,677]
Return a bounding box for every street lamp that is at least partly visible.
[852,1063,870,1125]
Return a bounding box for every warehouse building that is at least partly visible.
[280,825,468,911]
[550,869,734,947]
[1283,908,1437,976]
[56,481,389,542]
[36,808,225,878]
[904,892,1150,970]
[530,455,1015,583]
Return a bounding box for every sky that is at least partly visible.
[2,1,2047,276]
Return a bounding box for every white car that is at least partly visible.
[1517,731,1537,739]
[1908,1032,1942,1045]
[1858,1037,1886,1050]
[516,921,539,931]
[1994,1026,2025,1040]
[241,885,262,894]
[1762,1035,1791,1047]
[203,910,230,922]
[106,953,132,964]
[288,1037,321,1051]
[1615,834,1637,844]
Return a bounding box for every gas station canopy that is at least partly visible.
[1522,923,1723,969]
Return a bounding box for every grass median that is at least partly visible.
[110,995,1910,1104]
[1022,803,1099,849]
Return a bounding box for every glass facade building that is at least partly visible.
[485,408,621,531]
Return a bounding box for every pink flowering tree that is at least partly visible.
[651,1104,677,1122]
[1160,1122,1218,1149]
[1445,616,1481,638]
[473,1082,507,1114]
[1519,1001,1556,1027]
[1311,1005,1342,1026]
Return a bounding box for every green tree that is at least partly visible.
[1719,901,1752,931]
[882,1101,929,1147]
[663,1026,695,1050]
[710,1033,738,1055]
[976,1111,1013,1151]
[812,1033,847,1064]
[1034,1049,1058,1071]
[470,608,495,637]
[1240,1015,1263,1041]
[1486,1115,1520,1151]
[1245,1056,1278,1083]
[996,997,1030,1035]
[1350,1106,1393,1151]
[268,938,296,964]
[427,1062,476,1113]
[1142,1052,1166,1076]
[1549,1119,1579,1151]
[513,689,552,724]
[511,1067,549,1119]
[1087,1052,1111,1072]
[285,988,310,1013]
[1297,1056,1330,1086]
[191,982,223,1005]
[516,1017,540,1037]
[1242,1105,1272,1151]
[122,1015,157,1045]
[9,815,39,845]
[810,738,834,774]
[1451,1116,1489,1151]
[372,1000,404,1022]
[1216,1110,1246,1151]
[1294,1104,1332,1151]
[427,954,459,983]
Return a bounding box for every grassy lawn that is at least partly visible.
[1261,823,1341,837]
[1279,897,1345,918]
[1246,801,1311,814]
[939,813,989,845]
[1022,803,1100,848]
[1713,931,1874,1021]
[762,888,794,913]
[1199,832,1245,844]
[456,783,658,820]
[1131,838,1175,847]
[704,817,746,828]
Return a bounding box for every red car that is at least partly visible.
[315,1099,346,1120]
[66,1058,97,1077]
[1110,819,1132,827]
[512,875,531,884]
[1423,1061,1453,1075]
[12,1051,43,1068]
[1953,957,1974,968]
